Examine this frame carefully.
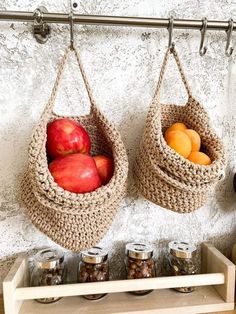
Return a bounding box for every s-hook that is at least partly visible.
[225,18,234,57]
[199,17,207,56]
[69,11,74,50]
[168,16,174,50]
[33,6,50,44]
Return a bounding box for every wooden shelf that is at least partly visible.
[19,286,234,314]
[0,295,235,314]
[3,243,236,314]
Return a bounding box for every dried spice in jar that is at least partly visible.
[168,241,198,293]
[125,243,155,295]
[30,248,67,304]
[78,246,109,300]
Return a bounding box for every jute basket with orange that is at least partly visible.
[134,45,226,213]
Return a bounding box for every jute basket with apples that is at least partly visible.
[21,46,128,251]
[134,45,226,214]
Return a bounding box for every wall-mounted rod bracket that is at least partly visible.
[33,6,50,44]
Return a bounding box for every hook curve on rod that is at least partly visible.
[226,18,234,57]
[168,16,174,49]
[199,17,207,56]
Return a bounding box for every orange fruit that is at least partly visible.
[164,130,192,158]
[183,129,201,152]
[165,122,187,136]
[188,152,211,165]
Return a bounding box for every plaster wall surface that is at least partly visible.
[0,0,236,287]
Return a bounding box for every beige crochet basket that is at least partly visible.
[134,45,226,213]
[21,46,128,251]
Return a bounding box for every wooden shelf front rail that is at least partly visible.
[15,272,224,300]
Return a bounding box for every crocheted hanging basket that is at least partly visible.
[134,45,226,213]
[21,47,128,251]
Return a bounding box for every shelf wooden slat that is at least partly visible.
[1,294,236,314]
[15,273,225,301]
[19,286,234,314]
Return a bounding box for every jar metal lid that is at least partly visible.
[34,248,64,269]
[126,243,153,260]
[169,241,197,259]
[81,247,108,264]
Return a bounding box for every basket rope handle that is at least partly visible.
[43,46,96,117]
[154,44,193,100]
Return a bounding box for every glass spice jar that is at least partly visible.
[78,246,109,300]
[30,248,67,304]
[168,241,198,293]
[125,243,155,296]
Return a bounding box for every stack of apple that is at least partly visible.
[46,118,114,194]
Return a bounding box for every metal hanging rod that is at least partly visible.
[0,8,235,55]
[0,10,235,31]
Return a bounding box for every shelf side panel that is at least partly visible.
[3,255,28,314]
[203,243,235,303]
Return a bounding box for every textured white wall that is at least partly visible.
[1,0,236,287]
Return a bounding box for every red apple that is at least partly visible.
[93,155,114,185]
[46,118,91,160]
[49,153,101,194]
